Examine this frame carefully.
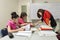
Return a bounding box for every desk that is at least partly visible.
[30,32,58,40]
[0,24,58,40]
[0,30,58,40]
[0,34,26,40]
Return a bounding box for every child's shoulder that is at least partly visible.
[18,18,23,20]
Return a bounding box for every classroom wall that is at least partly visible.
[0,0,19,29]
[32,0,60,3]
[18,0,31,22]
[30,3,60,19]
[18,0,30,15]
[18,0,60,22]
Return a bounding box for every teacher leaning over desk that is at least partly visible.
[37,9,57,29]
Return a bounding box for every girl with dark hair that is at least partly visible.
[6,12,24,33]
[18,12,33,26]
[37,9,57,29]
[20,12,27,18]
[18,12,27,26]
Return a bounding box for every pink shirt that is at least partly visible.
[7,20,17,30]
[18,18,25,24]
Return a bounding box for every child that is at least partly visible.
[18,12,33,27]
[7,12,24,33]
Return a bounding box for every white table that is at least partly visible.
[30,31,58,40]
[0,23,58,40]
[0,33,27,40]
[0,30,58,40]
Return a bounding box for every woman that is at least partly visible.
[7,12,24,33]
[18,12,33,26]
[37,9,57,29]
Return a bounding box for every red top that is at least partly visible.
[7,20,17,30]
[18,18,25,24]
[43,10,51,25]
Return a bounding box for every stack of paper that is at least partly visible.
[40,25,53,30]
[38,31,57,36]
[15,31,32,37]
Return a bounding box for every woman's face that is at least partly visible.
[39,12,42,16]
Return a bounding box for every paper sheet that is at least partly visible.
[21,24,30,31]
[38,31,57,36]
[15,31,32,37]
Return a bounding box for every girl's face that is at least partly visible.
[39,12,42,16]
[13,18,19,23]
[23,16,27,19]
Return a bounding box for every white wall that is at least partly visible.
[0,0,19,29]
[18,0,60,22]
[18,0,31,22]
[18,0,30,15]
[32,0,60,3]
[30,3,60,19]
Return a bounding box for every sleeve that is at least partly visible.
[7,21,11,27]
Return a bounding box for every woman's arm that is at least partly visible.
[7,26,24,33]
[45,18,51,26]
[48,20,51,26]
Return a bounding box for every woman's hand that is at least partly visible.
[48,24,51,27]
[48,20,51,27]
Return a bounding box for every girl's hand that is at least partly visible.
[18,28,25,31]
[24,23,28,26]
[20,23,28,26]
[30,23,33,25]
